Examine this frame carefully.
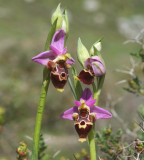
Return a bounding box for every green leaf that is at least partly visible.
[90,38,103,56]
[72,67,83,100]
[38,133,48,160]
[123,87,136,94]
[130,52,139,58]
[139,48,144,61]
[42,154,51,160]
[51,3,62,30]
[44,19,57,51]
[128,77,141,90]
[77,38,90,67]
[62,9,69,41]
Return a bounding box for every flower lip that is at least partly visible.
[75,119,93,142]
[77,69,94,85]
[50,62,69,91]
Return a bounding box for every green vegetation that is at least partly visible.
[0,0,144,159]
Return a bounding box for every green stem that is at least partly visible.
[31,69,50,160]
[92,84,101,106]
[68,77,77,100]
[88,123,96,160]
[88,75,105,160]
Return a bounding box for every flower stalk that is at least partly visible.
[88,83,97,160]
[87,90,100,160]
[31,69,50,160]
[87,92,99,160]
[88,124,96,160]
[88,76,105,160]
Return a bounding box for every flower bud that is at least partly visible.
[62,10,69,39]
[81,148,88,157]
[16,142,28,159]
[75,153,81,159]
[51,3,63,30]
[135,139,144,153]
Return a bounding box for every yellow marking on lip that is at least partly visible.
[57,88,64,92]
[79,123,87,129]
[78,138,86,143]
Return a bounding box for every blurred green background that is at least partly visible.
[0,0,144,159]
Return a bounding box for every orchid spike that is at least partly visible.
[32,29,74,91]
[61,88,112,142]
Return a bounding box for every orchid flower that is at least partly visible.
[61,88,112,142]
[77,56,105,85]
[32,29,74,92]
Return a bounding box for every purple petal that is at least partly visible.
[50,45,60,55]
[51,29,65,54]
[85,56,102,67]
[61,106,78,120]
[86,99,96,107]
[80,88,93,101]
[62,47,67,54]
[85,56,105,76]
[32,50,56,65]
[74,101,81,107]
[66,56,75,64]
[91,106,112,119]
[92,62,105,76]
